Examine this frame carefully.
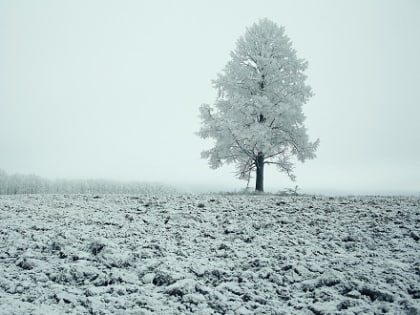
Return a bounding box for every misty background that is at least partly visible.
[1,0,419,194]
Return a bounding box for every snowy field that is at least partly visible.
[0,193,419,315]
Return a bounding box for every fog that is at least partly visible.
[1,0,419,194]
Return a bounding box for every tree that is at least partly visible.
[198,19,319,192]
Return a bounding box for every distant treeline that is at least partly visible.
[0,169,176,195]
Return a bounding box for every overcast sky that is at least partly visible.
[1,0,419,194]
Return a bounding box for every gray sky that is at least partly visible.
[1,0,419,194]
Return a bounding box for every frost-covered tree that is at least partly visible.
[198,19,319,192]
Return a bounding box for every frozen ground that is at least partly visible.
[0,193,419,314]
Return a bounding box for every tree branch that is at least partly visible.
[265,161,295,181]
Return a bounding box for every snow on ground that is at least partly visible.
[0,193,419,314]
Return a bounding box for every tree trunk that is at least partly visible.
[255,152,264,192]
